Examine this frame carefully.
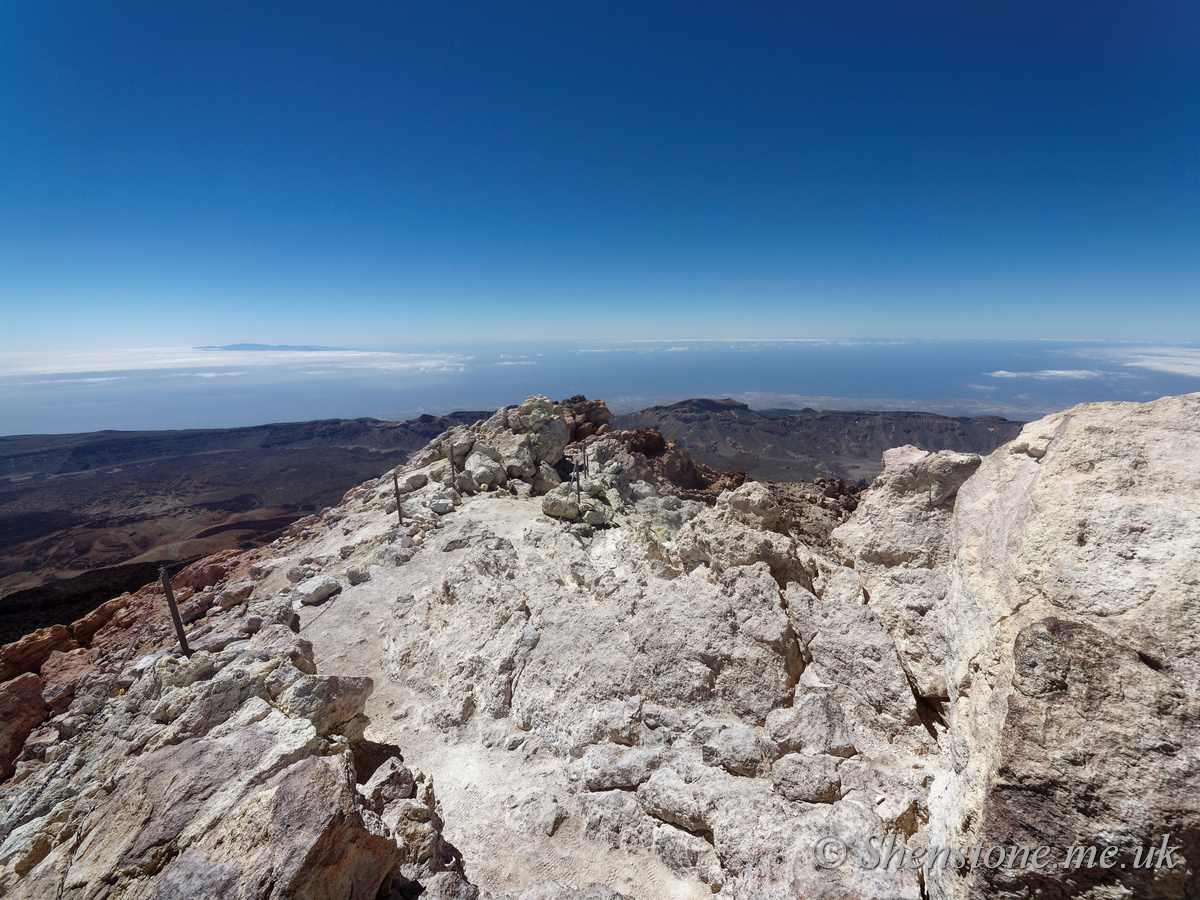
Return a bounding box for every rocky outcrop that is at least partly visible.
[827,395,1200,899]
[0,624,77,682]
[362,450,942,897]
[832,446,982,699]
[0,580,468,898]
[0,674,49,781]
[401,395,571,499]
[554,396,613,443]
[607,427,749,499]
[924,395,1200,900]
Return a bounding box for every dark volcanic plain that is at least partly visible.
[0,398,1023,643]
[0,412,489,642]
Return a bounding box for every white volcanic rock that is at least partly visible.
[771,752,841,803]
[0,616,467,899]
[294,574,343,605]
[924,394,1200,900]
[831,447,982,700]
[763,691,856,759]
[260,399,948,897]
[504,789,568,837]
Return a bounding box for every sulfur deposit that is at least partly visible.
[0,393,1196,899]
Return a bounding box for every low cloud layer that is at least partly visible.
[0,347,469,379]
[984,369,1104,380]
[1117,350,1200,378]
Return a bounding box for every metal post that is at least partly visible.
[392,472,404,525]
[159,566,191,657]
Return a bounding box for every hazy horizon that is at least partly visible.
[3,338,1198,436]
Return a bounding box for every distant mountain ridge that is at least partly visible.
[613,397,1024,483]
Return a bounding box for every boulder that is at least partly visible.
[926,394,1200,900]
[701,726,762,776]
[360,756,416,812]
[541,485,580,521]
[38,647,99,715]
[503,789,568,837]
[763,691,855,759]
[157,752,401,899]
[214,580,254,610]
[717,481,791,533]
[277,674,373,737]
[294,575,342,606]
[580,745,659,791]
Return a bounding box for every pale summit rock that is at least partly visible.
[294,574,343,605]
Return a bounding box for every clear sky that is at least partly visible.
[1,1,1197,352]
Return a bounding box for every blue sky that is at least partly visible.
[2,0,1197,353]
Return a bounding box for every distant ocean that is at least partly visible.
[2,340,1199,435]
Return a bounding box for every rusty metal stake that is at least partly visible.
[392,471,404,526]
[158,566,191,657]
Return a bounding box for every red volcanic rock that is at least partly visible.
[178,548,243,591]
[72,592,135,645]
[0,672,50,779]
[85,588,152,642]
[0,624,78,682]
[621,428,667,456]
[608,428,750,500]
[73,583,180,663]
[39,647,100,714]
[555,395,613,443]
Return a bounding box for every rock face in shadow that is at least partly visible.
[0,392,1196,900]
